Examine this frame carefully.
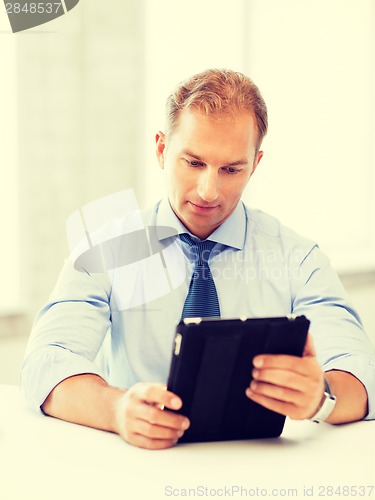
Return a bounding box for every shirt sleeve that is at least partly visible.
[20,258,111,413]
[290,245,375,420]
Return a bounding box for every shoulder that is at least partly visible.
[243,205,317,253]
[91,201,160,241]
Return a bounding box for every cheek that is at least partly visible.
[164,162,187,195]
[222,177,248,200]
[171,164,191,189]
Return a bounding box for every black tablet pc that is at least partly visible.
[167,315,310,443]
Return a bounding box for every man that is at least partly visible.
[21,69,375,450]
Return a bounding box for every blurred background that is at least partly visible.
[1,0,375,384]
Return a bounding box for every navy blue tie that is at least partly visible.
[180,234,220,319]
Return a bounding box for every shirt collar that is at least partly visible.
[155,199,246,250]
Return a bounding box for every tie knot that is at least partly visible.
[180,233,217,265]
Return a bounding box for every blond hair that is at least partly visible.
[165,69,268,153]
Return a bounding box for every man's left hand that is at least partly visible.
[246,332,324,420]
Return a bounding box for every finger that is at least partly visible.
[247,375,324,420]
[250,373,301,400]
[127,432,179,450]
[134,418,185,440]
[138,404,190,431]
[252,368,310,393]
[303,332,316,357]
[248,377,309,405]
[247,381,319,420]
[252,354,316,376]
[246,389,304,419]
[131,382,182,410]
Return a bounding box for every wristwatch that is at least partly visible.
[310,378,337,423]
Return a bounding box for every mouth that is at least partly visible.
[189,201,219,211]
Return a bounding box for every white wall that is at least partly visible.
[0,12,21,314]
[244,0,375,274]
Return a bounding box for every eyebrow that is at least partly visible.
[183,150,249,168]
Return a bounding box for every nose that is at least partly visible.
[197,168,219,203]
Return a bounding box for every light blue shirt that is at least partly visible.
[21,199,375,419]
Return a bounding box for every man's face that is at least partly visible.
[156,109,263,240]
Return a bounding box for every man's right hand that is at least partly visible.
[42,375,189,451]
[114,382,190,450]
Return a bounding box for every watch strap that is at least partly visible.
[310,378,337,423]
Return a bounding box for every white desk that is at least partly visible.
[1,384,374,500]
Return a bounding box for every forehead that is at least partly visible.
[168,109,258,158]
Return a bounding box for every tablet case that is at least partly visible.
[167,315,310,443]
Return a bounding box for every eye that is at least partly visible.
[224,167,240,174]
[185,159,204,167]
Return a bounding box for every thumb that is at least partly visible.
[303,332,316,357]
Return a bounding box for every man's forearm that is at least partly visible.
[41,374,126,433]
[41,375,189,449]
[325,370,368,424]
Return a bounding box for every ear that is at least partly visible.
[250,150,263,177]
[155,132,166,169]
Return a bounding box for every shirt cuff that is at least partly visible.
[323,354,375,420]
[20,347,105,414]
